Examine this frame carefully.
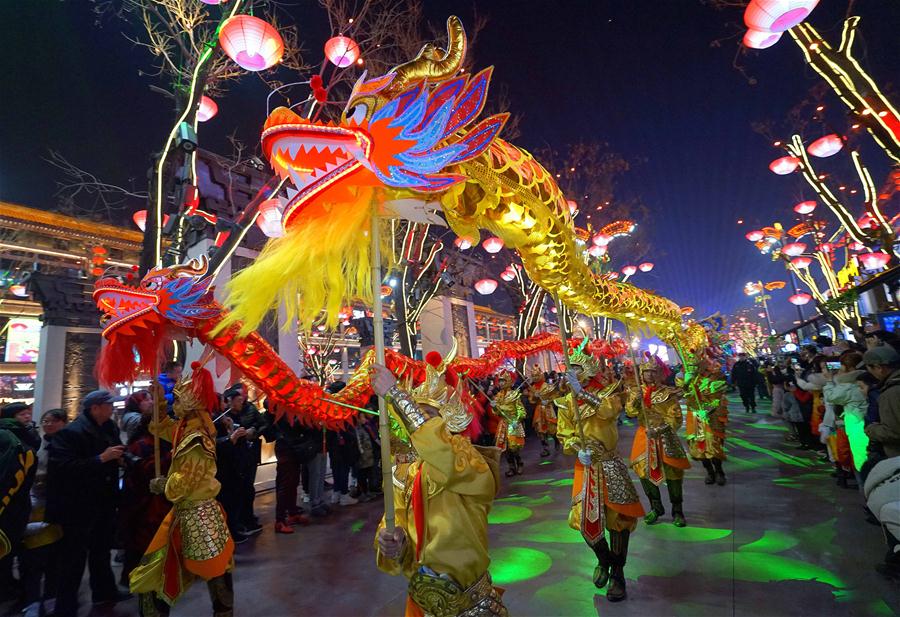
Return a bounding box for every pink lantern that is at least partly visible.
[818,243,834,253]
[858,251,891,270]
[793,200,816,215]
[256,198,284,238]
[587,245,605,257]
[197,95,218,122]
[474,278,498,295]
[219,15,284,72]
[744,0,820,33]
[743,28,782,49]
[807,134,843,158]
[454,236,474,250]
[324,36,360,68]
[769,156,800,175]
[790,256,812,269]
[593,233,612,247]
[500,268,516,282]
[550,306,557,314]
[9,284,27,298]
[621,265,638,277]
[482,237,504,254]
[608,271,620,280]
[745,230,765,242]
[782,242,807,257]
[789,292,813,306]
[858,214,877,229]
[639,262,654,273]
[848,241,865,251]
[758,312,767,318]
[566,199,578,215]
[132,210,170,232]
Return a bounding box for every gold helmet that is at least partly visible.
[568,338,600,380]
[411,339,473,433]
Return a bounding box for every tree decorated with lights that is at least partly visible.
[727,316,769,356]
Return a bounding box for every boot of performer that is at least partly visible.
[591,537,611,589]
[138,594,171,617]
[606,530,630,602]
[639,478,664,524]
[667,478,686,527]
[540,438,550,457]
[701,459,716,485]
[712,458,726,486]
[554,435,561,452]
[505,450,518,477]
[515,452,525,475]
[207,573,234,617]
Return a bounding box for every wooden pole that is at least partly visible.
[371,210,395,531]
[151,373,162,479]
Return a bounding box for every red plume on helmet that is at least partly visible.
[190,361,219,413]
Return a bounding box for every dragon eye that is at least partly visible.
[345,103,367,125]
[143,280,159,291]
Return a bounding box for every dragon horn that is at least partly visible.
[384,16,467,96]
[437,337,459,373]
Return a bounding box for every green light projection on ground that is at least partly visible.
[642,524,732,543]
[738,530,799,554]
[867,600,896,616]
[488,505,533,524]
[350,520,365,533]
[495,494,553,507]
[489,547,553,585]
[518,520,583,544]
[747,421,788,432]
[730,437,813,468]
[511,478,556,487]
[699,552,844,588]
[533,576,606,613]
[549,478,573,487]
[540,460,553,465]
[795,518,837,550]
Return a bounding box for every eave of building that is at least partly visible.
[0,201,144,250]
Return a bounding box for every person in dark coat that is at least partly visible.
[731,353,759,413]
[47,390,129,617]
[268,401,315,534]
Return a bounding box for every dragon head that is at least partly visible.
[262,16,507,229]
[93,256,219,385]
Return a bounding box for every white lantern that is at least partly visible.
[639,262,654,273]
[744,0,820,33]
[454,236,474,250]
[482,237,504,254]
[197,96,218,122]
[859,252,890,270]
[474,278,498,295]
[622,265,638,276]
[769,156,800,175]
[593,233,612,247]
[807,134,843,158]
[782,242,807,257]
[790,256,812,269]
[324,36,360,68]
[500,268,516,282]
[745,230,765,242]
[788,292,812,306]
[256,198,284,238]
[793,200,816,215]
[743,28,782,49]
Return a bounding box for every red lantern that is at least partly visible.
[474,279,498,295]
[219,15,284,72]
[793,201,816,215]
[256,198,284,238]
[482,237,504,254]
[454,236,474,250]
[197,96,218,122]
[622,265,637,277]
[807,134,843,158]
[132,210,170,232]
[790,256,812,269]
[788,292,812,306]
[859,252,890,270]
[782,242,807,257]
[744,0,820,33]
[91,267,104,277]
[324,36,360,68]
[745,230,765,242]
[743,28,782,49]
[769,156,800,175]
[639,262,654,273]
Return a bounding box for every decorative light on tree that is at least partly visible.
[219,15,284,72]
[454,236,474,250]
[482,237,504,254]
[587,245,605,257]
[621,265,637,277]
[807,134,843,158]
[781,242,807,257]
[789,292,812,306]
[769,155,800,175]
[744,28,782,49]
[500,267,516,282]
[639,262,654,273]
[324,36,360,68]
[817,242,834,253]
[566,199,578,215]
[848,241,865,251]
[793,200,816,215]
[790,256,813,268]
[745,230,765,242]
[256,198,284,238]
[474,278,498,295]
[858,251,890,271]
[744,0,820,33]
[132,210,170,232]
[592,233,612,247]
[197,96,218,122]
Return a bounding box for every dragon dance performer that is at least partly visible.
[528,367,560,457]
[492,372,527,477]
[683,359,729,486]
[557,351,644,602]
[625,361,691,527]
[130,365,235,617]
[370,351,507,617]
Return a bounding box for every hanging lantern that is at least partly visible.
[788,292,812,306]
[593,233,612,247]
[745,230,765,242]
[500,268,516,282]
[219,15,284,72]
[566,199,578,215]
[848,241,865,251]
[197,96,218,122]
[256,198,284,238]
[782,242,807,257]
[807,134,843,158]
[608,271,620,280]
[858,213,877,229]
[9,284,27,298]
[793,200,816,215]
[743,28,782,49]
[639,262,654,273]
[454,236,474,250]
[790,256,812,269]
[199,0,226,4]
[474,278,498,295]
[324,35,360,68]
[818,243,834,253]
[132,210,170,232]
[621,265,638,276]
[482,237,504,254]
[859,251,891,270]
[587,245,605,257]
[744,0,820,33]
[550,306,557,314]
[769,156,800,175]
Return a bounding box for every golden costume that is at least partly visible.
[683,369,729,486]
[557,351,643,602]
[492,374,526,476]
[376,349,507,617]
[528,372,559,457]
[130,376,234,617]
[625,375,691,526]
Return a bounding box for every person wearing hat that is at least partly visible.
[46,390,129,617]
[0,402,40,598]
[862,346,900,459]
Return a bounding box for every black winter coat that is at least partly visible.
[46,411,122,527]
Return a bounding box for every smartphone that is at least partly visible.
[826,361,841,371]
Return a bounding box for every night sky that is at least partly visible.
[2,1,898,331]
